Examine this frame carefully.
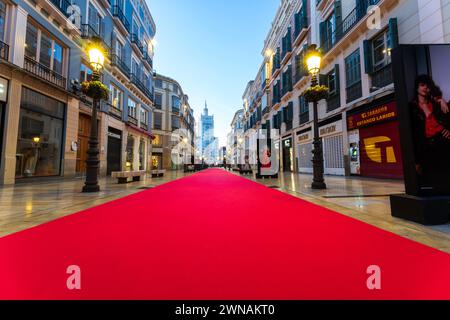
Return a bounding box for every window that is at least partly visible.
[0,1,6,42]
[172,84,179,94]
[80,63,93,82]
[372,31,391,71]
[88,4,102,35]
[128,98,137,119]
[155,79,163,88]
[16,87,65,178]
[25,22,38,60]
[345,50,361,87]
[115,40,124,59]
[25,21,65,74]
[328,69,337,94]
[152,134,161,146]
[110,84,123,110]
[171,115,180,130]
[153,112,162,130]
[172,96,181,112]
[140,108,148,125]
[154,93,162,109]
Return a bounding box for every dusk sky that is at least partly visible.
[148,0,279,147]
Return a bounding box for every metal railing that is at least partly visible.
[112,5,131,33]
[131,34,144,54]
[322,0,381,53]
[299,112,309,125]
[106,102,123,119]
[81,24,100,39]
[140,122,148,131]
[327,93,341,112]
[346,81,363,103]
[127,115,138,126]
[371,64,393,91]
[23,56,66,89]
[130,73,152,99]
[110,53,130,78]
[0,40,8,61]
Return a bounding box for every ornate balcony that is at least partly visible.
[106,102,123,120]
[23,56,66,89]
[327,92,341,112]
[128,115,138,126]
[346,81,363,103]
[140,122,148,131]
[130,73,152,100]
[371,64,393,92]
[112,5,131,34]
[131,34,144,55]
[110,53,130,78]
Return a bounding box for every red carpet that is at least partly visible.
[0,169,449,300]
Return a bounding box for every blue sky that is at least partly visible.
[147,0,279,146]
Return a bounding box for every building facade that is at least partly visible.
[200,102,217,163]
[241,0,450,179]
[152,73,195,170]
[0,0,156,185]
[227,108,244,165]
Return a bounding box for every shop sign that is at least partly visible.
[347,102,397,130]
[319,120,343,138]
[297,132,311,143]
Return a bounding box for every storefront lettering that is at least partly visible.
[298,134,309,142]
[320,125,336,136]
[347,102,397,130]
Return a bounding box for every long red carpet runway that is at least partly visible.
[0,169,449,300]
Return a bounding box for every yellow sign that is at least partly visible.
[364,136,397,164]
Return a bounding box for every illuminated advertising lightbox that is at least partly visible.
[392,45,450,196]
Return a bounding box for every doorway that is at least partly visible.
[76,114,91,174]
[282,137,293,172]
[107,127,122,175]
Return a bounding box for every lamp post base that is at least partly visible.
[82,184,100,193]
[312,181,327,190]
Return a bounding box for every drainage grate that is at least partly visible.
[268,186,280,189]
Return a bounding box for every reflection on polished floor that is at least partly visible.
[0,171,193,238]
[0,169,449,253]
[244,172,450,253]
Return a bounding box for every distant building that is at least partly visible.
[200,102,217,163]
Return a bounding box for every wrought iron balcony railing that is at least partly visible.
[371,64,393,92]
[327,92,341,112]
[299,112,309,125]
[130,73,152,99]
[23,56,66,89]
[140,122,148,131]
[0,40,8,61]
[321,0,381,54]
[112,5,131,33]
[346,81,363,103]
[106,102,123,119]
[110,53,130,78]
[131,34,144,54]
[128,115,138,126]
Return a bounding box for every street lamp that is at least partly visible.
[82,43,105,193]
[305,44,326,190]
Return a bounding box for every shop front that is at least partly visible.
[347,97,403,179]
[15,87,65,179]
[319,117,345,176]
[296,127,313,174]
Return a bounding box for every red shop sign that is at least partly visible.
[347,101,397,130]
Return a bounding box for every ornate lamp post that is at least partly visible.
[305,44,327,190]
[82,44,105,193]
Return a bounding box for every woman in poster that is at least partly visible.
[410,75,450,194]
